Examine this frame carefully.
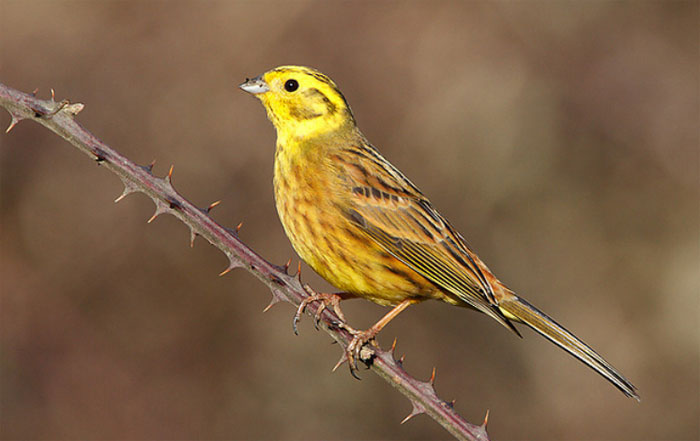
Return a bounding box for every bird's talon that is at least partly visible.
[292,303,306,335]
[293,292,348,334]
[340,330,379,379]
[313,302,327,329]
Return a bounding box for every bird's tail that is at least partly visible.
[498,295,639,400]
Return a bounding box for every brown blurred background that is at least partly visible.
[1,1,698,440]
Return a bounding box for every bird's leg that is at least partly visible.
[335,298,417,377]
[293,285,355,334]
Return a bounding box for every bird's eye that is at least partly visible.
[284,79,299,92]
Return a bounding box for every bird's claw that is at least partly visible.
[293,287,347,335]
[292,287,377,379]
[331,323,379,379]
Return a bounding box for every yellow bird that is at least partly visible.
[240,66,638,399]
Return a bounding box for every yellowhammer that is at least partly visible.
[240,65,638,399]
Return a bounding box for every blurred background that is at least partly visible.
[1,1,698,440]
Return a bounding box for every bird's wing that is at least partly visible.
[332,144,518,333]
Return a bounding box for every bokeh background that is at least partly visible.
[1,1,698,440]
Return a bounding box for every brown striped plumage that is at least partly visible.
[240,66,639,399]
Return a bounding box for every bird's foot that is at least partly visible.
[331,298,416,379]
[293,286,348,335]
[332,323,380,380]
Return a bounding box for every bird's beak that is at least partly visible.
[239,75,269,94]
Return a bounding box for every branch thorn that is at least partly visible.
[262,300,277,313]
[31,88,39,96]
[146,160,156,173]
[481,409,490,429]
[390,337,398,356]
[235,222,243,233]
[219,254,243,277]
[51,88,55,101]
[206,200,221,213]
[147,200,169,223]
[296,261,303,282]
[115,180,139,203]
[219,267,233,276]
[283,257,292,274]
[167,164,174,182]
[397,354,405,366]
[429,367,436,385]
[401,400,426,424]
[5,114,23,133]
[332,351,349,373]
[189,228,198,248]
[263,288,286,312]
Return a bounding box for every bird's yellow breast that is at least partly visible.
[272,139,435,306]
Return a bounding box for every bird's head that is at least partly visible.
[239,66,355,139]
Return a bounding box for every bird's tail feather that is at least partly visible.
[498,295,639,400]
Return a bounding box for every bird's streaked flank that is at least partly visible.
[240,65,638,400]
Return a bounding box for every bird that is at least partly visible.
[239,65,638,399]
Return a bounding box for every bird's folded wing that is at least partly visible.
[334,145,516,330]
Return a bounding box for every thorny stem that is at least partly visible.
[0,82,489,441]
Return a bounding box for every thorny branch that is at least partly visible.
[0,82,490,441]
